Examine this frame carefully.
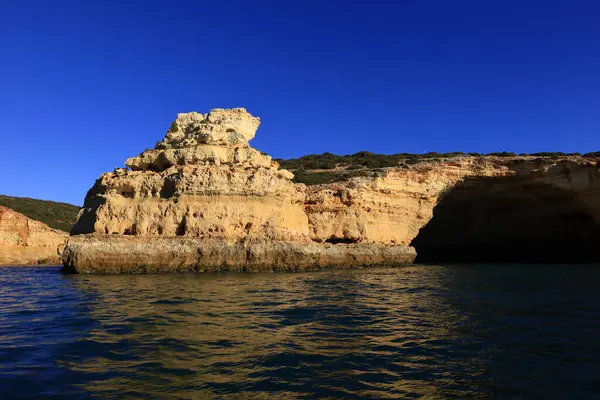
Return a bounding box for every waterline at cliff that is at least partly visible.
[62,108,600,273]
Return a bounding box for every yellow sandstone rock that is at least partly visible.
[63,108,417,273]
[63,107,600,273]
[0,206,67,265]
[306,157,600,261]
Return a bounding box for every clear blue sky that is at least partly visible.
[1,1,598,205]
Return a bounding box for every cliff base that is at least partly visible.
[62,235,416,274]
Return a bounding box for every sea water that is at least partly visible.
[1,265,599,399]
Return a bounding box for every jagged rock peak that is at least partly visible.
[125,108,270,172]
[159,107,260,148]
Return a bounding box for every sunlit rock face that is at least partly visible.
[305,157,512,245]
[71,108,309,242]
[64,108,415,273]
[63,107,599,273]
[306,156,600,263]
[0,206,67,265]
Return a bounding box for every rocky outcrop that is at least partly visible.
[62,236,415,273]
[306,157,600,262]
[71,109,308,242]
[63,108,415,273]
[0,206,67,265]
[305,159,509,245]
[411,161,600,262]
[63,108,599,273]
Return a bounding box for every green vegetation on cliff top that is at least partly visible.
[275,151,599,185]
[0,195,80,232]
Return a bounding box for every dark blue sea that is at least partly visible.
[1,265,599,399]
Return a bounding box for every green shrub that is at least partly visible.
[292,170,342,185]
[168,121,178,133]
[531,152,566,157]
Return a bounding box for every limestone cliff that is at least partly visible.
[63,108,599,272]
[71,108,309,242]
[305,158,507,245]
[410,159,600,262]
[0,206,67,265]
[306,156,600,262]
[63,108,415,273]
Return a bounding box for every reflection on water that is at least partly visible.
[1,265,600,398]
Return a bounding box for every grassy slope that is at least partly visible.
[0,195,80,232]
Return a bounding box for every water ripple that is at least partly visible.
[1,265,600,399]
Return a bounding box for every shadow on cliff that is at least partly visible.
[70,179,106,236]
[410,174,600,263]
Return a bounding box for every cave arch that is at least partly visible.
[410,176,600,263]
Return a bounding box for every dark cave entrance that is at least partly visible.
[410,176,600,263]
[325,237,359,244]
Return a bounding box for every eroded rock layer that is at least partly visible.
[305,157,599,262]
[63,108,599,273]
[0,206,67,265]
[65,108,415,273]
[411,163,600,262]
[62,236,416,273]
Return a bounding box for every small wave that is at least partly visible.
[0,265,599,398]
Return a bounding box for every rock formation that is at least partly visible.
[63,108,599,273]
[410,159,600,262]
[304,160,505,245]
[63,108,416,273]
[304,156,600,262]
[0,206,67,265]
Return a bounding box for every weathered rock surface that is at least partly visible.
[65,108,415,273]
[72,109,307,240]
[305,159,506,245]
[63,107,599,273]
[306,156,600,262]
[411,161,600,262]
[0,206,67,265]
[62,236,416,273]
